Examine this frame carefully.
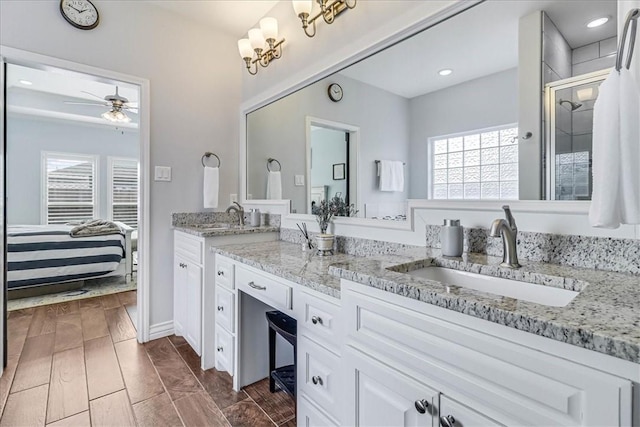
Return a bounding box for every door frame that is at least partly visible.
[0,45,151,344]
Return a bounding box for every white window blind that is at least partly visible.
[109,157,138,228]
[429,125,519,200]
[43,152,97,224]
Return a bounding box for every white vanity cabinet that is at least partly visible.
[342,279,634,427]
[214,256,235,375]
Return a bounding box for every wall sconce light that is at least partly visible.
[293,0,357,38]
[238,17,285,75]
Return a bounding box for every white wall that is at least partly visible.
[0,1,242,327]
[6,116,138,224]
[408,68,518,199]
[246,73,409,214]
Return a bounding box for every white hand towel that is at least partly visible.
[266,171,282,199]
[618,68,640,224]
[203,166,219,209]
[379,160,404,192]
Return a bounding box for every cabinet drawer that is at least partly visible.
[215,326,234,375]
[439,395,503,427]
[298,289,341,352]
[298,395,339,427]
[236,266,292,312]
[215,285,235,333]
[298,336,341,422]
[215,257,235,290]
[174,232,203,265]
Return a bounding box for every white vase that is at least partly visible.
[315,233,335,254]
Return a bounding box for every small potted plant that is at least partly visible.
[314,194,358,255]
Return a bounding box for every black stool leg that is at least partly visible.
[269,325,276,392]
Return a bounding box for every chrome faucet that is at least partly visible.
[489,205,520,268]
[225,202,245,226]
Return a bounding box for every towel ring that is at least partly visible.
[616,8,639,71]
[267,158,282,172]
[201,152,221,168]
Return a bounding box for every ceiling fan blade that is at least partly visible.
[122,106,139,112]
[81,90,106,101]
[64,101,109,107]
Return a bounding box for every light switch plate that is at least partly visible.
[294,175,305,186]
[154,166,172,182]
[230,194,238,204]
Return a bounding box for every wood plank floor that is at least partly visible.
[0,292,296,426]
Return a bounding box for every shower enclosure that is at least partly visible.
[545,69,609,200]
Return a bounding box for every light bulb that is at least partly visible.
[260,17,278,41]
[248,28,266,50]
[293,0,312,16]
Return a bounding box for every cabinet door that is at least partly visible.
[344,347,437,427]
[185,263,203,355]
[438,395,503,427]
[173,254,188,336]
[298,395,339,427]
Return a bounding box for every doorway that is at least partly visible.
[0,47,151,373]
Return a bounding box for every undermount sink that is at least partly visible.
[405,267,579,307]
[190,223,232,230]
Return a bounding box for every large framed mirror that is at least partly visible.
[245,0,618,220]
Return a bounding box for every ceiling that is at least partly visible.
[148,0,279,38]
[340,0,617,99]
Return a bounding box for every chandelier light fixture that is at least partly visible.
[238,17,285,75]
[292,0,357,38]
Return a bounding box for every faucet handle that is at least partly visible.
[233,201,244,211]
[502,205,517,230]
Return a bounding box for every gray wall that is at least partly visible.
[310,128,347,203]
[1,1,241,327]
[408,68,518,199]
[6,116,138,225]
[247,73,409,214]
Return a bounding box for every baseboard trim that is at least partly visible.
[149,320,174,341]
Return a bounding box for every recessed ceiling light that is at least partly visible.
[19,79,33,85]
[587,17,609,28]
[438,69,453,76]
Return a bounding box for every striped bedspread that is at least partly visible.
[8,225,125,290]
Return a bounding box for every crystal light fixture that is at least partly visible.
[238,17,285,75]
[292,0,356,38]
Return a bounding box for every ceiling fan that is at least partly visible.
[65,86,138,123]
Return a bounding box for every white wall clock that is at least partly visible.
[60,0,100,30]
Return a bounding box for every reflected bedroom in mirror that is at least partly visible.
[246,0,618,219]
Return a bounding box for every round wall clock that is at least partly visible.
[60,0,100,30]
[328,83,343,102]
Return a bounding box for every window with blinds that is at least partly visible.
[43,152,98,224]
[109,157,139,228]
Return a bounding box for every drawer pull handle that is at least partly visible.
[311,316,323,325]
[217,346,224,352]
[440,415,455,427]
[217,270,224,276]
[414,399,429,414]
[311,376,323,386]
[248,281,267,290]
[217,306,224,311]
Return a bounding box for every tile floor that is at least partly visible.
[0,291,296,426]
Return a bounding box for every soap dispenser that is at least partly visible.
[441,219,463,257]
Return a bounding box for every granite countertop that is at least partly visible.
[214,240,640,363]
[174,224,279,238]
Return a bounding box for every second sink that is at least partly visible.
[405,267,579,307]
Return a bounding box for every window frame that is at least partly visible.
[41,151,99,225]
[427,123,519,200]
[107,156,139,228]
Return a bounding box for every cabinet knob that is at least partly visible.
[440,415,455,427]
[311,316,323,325]
[248,281,267,291]
[311,375,323,386]
[217,270,224,276]
[179,263,187,268]
[217,346,223,352]
[217,306,224,311]
[414,399,430,414]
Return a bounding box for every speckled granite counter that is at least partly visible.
[174,224,279,238]
[214,240,640,363]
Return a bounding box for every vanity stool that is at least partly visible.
[265,310,297,399]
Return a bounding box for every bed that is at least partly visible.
[7,222,134,290]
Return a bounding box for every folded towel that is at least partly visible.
[204,166,219,209]
[379,160,404,192]
[589,69,640,228]
[70,219,123,237]
[267,171,282,199]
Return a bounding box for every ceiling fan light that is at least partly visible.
[102,110,131,123]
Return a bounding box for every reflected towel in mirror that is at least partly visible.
[204,166,219,209]
[267,171,282,199]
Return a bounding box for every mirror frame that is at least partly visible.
[239,0,594,229]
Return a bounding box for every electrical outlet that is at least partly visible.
[230,194,238,204]
[294,175,305,186]
[154,166,172,182]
